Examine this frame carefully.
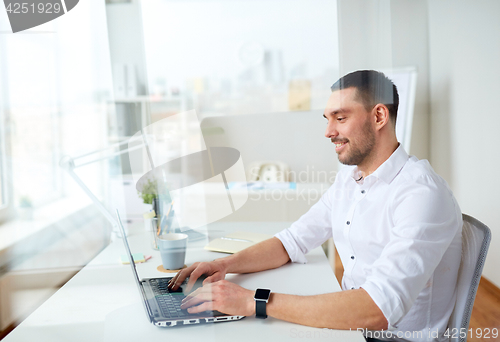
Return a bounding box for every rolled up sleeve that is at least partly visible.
[275,185,334,263]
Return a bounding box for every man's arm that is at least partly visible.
[168,237,290,292]
[171,182,335,292]
[181,280,388,331]
[267,289,387,330]
[222,237,291,273]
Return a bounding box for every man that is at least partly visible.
[168,70,462,342]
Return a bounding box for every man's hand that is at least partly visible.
[168,260,227,293]
[168,237,289,293]
[180,280,255,317]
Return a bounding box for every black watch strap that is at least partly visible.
[256,299,267,319]
[254,288,271,319]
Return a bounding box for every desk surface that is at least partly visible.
[3,222,364,342]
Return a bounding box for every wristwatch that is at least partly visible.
[254,288,271,319]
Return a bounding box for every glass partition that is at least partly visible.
[140,0,339,120]
[0,0,115,334]
[0,0,341,337]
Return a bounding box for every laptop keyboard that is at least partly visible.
[150,278,188,318]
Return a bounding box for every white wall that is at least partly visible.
[337,0,430,160]
[338,0,500,288]
[427,0,500,287]
[106,2,149,95]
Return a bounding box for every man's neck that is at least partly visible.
[357,141,400,178]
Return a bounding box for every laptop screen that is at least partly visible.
[115,209,154,322]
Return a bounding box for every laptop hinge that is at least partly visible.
[140,280,155,323]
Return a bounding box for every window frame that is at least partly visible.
[0,105,13,224]
[0,37,14,224]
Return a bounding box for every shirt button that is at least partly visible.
[351,287,355,290]
[346,221,350,225]
[351,255,355,260]
[361,190,366,194]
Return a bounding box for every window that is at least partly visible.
[0,0,116,332]
[0,1,114,211]
[141,0,339,119]
[0,37,11,223]
[0,113,8,215]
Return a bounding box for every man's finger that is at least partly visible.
[181,287,201,304]
[180,290,214,309]
[167,272,180,289]
[168,263,196,290]
[203,273,222,286]
[168,270,185,290]
[185,263,210,293]
[181,293,209,309]
[186,300,214,314]
[182,282,214,304]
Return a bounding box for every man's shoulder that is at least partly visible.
[392,157,462,230]
[396,156,454,196]
[400,156,443,181]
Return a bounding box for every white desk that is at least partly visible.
[3,222,365,342]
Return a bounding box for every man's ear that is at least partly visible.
[372,104,390,131]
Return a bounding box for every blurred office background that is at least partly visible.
[0,0,499,338]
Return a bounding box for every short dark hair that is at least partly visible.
[331,70,399,124]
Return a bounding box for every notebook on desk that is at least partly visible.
[205,231,272,254]
[115,210,245,327]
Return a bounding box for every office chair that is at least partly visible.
[447,214,491,342]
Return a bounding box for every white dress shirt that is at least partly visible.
[275,145,462,342]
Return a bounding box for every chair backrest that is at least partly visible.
[448,214,491,342]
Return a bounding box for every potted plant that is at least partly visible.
[18,196,34,220]
[138,178,160,217]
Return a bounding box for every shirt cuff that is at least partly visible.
[274,228,308,264]
[361,282,405,331]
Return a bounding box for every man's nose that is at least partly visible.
[325,122,338,139]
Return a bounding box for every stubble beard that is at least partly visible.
[337,119,376,166]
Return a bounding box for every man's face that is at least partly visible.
[323,87,376,167]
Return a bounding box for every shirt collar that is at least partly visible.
[350,144,409,184]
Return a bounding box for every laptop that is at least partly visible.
[115,210,245,327]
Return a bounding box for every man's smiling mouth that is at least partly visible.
[333,141,348,151]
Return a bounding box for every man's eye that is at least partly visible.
[337,117,346,122]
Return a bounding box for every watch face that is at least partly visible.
[254,288,271,301]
